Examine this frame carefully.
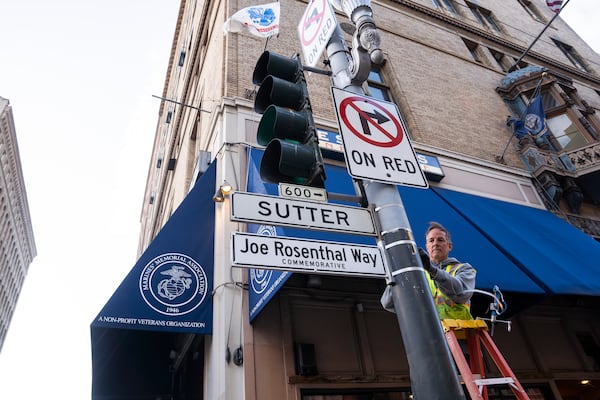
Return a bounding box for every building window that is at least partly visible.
[489,49,513,72]
[462,38,486,64]
[432,0,458,14]
[442,0,458,14]
[365,67,392,102]
[540,90,559,109]
[505,89,558,118]
[466,2,501,33]
[517,0,545,23]
[552,39,590,72]
[505,86,593,152]
[546,114,588,151]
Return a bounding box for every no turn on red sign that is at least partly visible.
[331,87,428,188]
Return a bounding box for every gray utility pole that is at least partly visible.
[326,1,466,398]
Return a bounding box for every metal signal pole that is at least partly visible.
[325,1,466,398]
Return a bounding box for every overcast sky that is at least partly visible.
[0,1,181,398]
[0,1,598,399]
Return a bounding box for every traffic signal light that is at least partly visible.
[252,51,326,188]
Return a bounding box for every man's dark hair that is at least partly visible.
[426,221,452,244]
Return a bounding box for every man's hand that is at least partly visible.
[418,247,437,278]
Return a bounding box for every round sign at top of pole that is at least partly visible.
[301,0,327,46]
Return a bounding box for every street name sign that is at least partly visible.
[331,87,428,188]
[230,191,376,236]
[231,232,386,277]
[298,0,336,67]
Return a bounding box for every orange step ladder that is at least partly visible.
[442,319,530,400]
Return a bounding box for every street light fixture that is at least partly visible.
[329,0,383,67]
[213,181,234,203]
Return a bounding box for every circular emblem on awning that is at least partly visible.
[139,253,208,316]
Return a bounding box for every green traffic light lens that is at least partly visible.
[257,105,310,146]
[257,106,277,146]
[260,140,316,184]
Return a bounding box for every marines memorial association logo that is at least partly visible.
[139,253,208,316]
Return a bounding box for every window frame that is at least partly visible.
[466,1,502,33]
[365,66,393,102]
[552,39,590,73]
[431,0,459,15]
[508,85,596,152]
[462,38,487,65]
[516,0,546,23]
[489,48,514,72]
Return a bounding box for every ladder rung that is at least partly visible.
[474,377,515,386]
[458,374,482,384]
[442,318,488,330]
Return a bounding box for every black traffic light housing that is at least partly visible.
[252,51,326,188]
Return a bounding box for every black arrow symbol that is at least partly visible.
[359,109,389,136]
[305,8,321,30]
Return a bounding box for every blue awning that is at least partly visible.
[434,188,600,296]
[396,186,546,294]
[91,161,216,399]
[91,160,215,334]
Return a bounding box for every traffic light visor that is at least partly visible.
[252,51,301,85]
[254,76,305,114]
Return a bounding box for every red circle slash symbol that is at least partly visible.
[301,0,326,46]
[339,96,404,147]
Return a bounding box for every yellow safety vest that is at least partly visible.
[426,263,474,321]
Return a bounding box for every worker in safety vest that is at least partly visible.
[381,221,476,320]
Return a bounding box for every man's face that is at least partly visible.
[426,228,452,263]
